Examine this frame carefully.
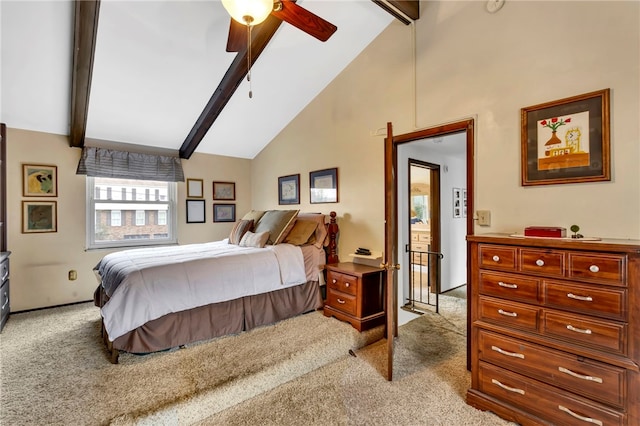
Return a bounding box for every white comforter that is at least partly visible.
[96,240,307,341]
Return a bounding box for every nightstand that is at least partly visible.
[323,262,385,331]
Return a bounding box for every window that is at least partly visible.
[87,177,177,249]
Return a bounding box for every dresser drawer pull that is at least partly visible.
[491,345,525,359]
[337,298,346,304]
[589,265,600,273]
[567,293,593,302]
[1,296,7,310]
[558,405,603,426]
[535,259,545,266]
[567,324,592,334]
[491,379,525,395]
[498,281,518,289]
[498,309,517,317]
[492,255,500,262]
[558,367,603,383]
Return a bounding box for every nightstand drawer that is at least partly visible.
[326,270,358,296]
[326,288,356,316]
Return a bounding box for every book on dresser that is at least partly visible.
[466,233,640,426]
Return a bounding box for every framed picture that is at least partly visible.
[309,168,338,204]
[213,181,235,200]
[521,89,610,186]
[453,188,462,218]
[186,199,205,223]
[186,178,204,198]
[213,203,236,222]
[22,200,57,233]
[23,164,57,197]
[462,189,467,218]
[278,174,300,205]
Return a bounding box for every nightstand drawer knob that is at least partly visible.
[567,324,592,334]
[589,265,600,273]
[498,309,517,317]
[492,255,500,262]
[332,279,337,284]
[337,298,346,304]
[345,282,350,287]
[535,259,544,266]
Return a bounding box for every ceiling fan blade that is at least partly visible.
[271,0,337,42]
[226,19,246,52]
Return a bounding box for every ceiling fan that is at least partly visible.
[223,0,338,52]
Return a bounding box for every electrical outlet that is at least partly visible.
[68,270,77,281]
[477,210,491,226]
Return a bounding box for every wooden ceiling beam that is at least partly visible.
[69,0,101,148]
[179,15,284,159]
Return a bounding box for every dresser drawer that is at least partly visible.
[478,362,624,426]
[478,330,626,408]
[0,279,9,331]
[543,310,626,354]
[569,253,625,286]
[479,271,540,304]
[520,248,565,277]
[478,245,517,271]
[326,271,358,296]
[326,288,357,316]
[0,257,8,283]
[478,296,539,332]
[544,280,627,321]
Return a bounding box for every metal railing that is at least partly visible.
[404,248,443,314]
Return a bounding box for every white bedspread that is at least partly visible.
[97,241,306,341]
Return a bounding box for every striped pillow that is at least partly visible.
[239,231,270,248]
[228,219,253,245]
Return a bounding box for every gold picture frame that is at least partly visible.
[22,200,57,233]
[23,164,57,197]
[521,89,610,186]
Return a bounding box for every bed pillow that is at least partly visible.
[241,210,266,230]
[239,231,270,248]
[296,213,329,249]
[254,209,299,245]
[283,220,318,246]
[228,219,253,245]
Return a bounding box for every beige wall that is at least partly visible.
[6,128,251,311]
[253,1,640,263]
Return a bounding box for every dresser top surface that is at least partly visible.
[468,233,640,253]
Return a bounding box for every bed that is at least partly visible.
[93,210,339,363]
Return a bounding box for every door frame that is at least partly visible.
[385,118,475,379]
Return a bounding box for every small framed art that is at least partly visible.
[521,88,610,186]
[453,188,462,218]
[22,200,57,233]
[186,178,204,198]
[186,199,205,223]
[213,181,235,200]
[213,204,236,222]
[310,168,338,204]
[23,164,57,197]
[278,174,300,205]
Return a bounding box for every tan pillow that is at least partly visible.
[283,220,318,246]
[254,210,299,245]
[228,219,253,245]
[241,210,266,229]
[296,213,328,249]
[239,231,270,248]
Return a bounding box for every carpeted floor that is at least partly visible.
[0,290,513,425]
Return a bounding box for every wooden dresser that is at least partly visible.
[411,224,431,265]
[323,262,385,331]
[466,234,640,426]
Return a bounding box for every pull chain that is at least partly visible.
[246,23,253,98]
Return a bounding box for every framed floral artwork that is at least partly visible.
[278,174,300,205]
[23,164,57,197]
[213,204,235,222]
[521,89,610,186]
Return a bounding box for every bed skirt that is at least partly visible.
[94,281,323,363]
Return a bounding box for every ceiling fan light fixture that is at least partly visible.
[222,0,273,26]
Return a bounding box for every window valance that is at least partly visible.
[76,146,185,182]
